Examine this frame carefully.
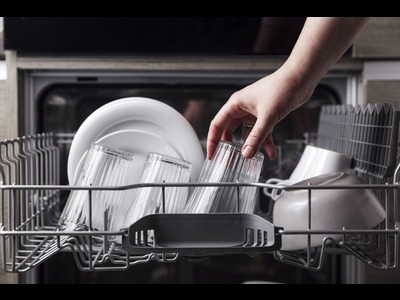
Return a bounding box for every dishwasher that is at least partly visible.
[0,102,399,283]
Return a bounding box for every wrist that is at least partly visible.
[276,61,317,106]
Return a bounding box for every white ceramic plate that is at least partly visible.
[68,97,204,184]
[74,129,183,184]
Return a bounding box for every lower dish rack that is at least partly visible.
[0,133,400,273]
[0,181,283,272]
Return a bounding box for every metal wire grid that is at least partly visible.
[276,102,400,271]
[316,103,400,179]
[0,133,180,272]
[273,178,399,271]
[0,131,400,273]
[0,182,279,272]
[1,180,399,273]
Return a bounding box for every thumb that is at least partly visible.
[241,119,270,158]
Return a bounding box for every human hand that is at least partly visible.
[207,68,314,160]
[207,17,370,160]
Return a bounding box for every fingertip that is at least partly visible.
[207,151,213,160]
[242,144,256,158]
[206,148,212,161]
[262,133,277,160]
[264,144,277,160]
[206,140,218,160]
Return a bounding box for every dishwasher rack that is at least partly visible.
[0,132,400,273]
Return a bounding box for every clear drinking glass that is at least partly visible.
[122,152,192,229]
[185,141,264,214]
[58,143,136,232]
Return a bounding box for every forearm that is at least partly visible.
[282,17,370,96]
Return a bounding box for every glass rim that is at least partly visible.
[147,152,192,169]
[218,141,264,161]
[92,143,135,161]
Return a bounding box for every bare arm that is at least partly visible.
[284,17,370,98]
[207,17,370,160]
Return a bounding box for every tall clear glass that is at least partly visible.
[122,152,192,229]
[58,143,136,232]
[185,141,264,214]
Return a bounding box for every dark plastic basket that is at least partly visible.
[122,213,282,256]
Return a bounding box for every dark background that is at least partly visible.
[4,17,261,55]
[3,17,309,55]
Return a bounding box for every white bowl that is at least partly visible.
[265,145,352,201]
[273,172,386,251]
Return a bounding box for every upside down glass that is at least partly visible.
[122,152,192,229]
[58,143,136,232]
[184,141,264,214]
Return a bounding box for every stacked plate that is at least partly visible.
[67,97,205,185]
